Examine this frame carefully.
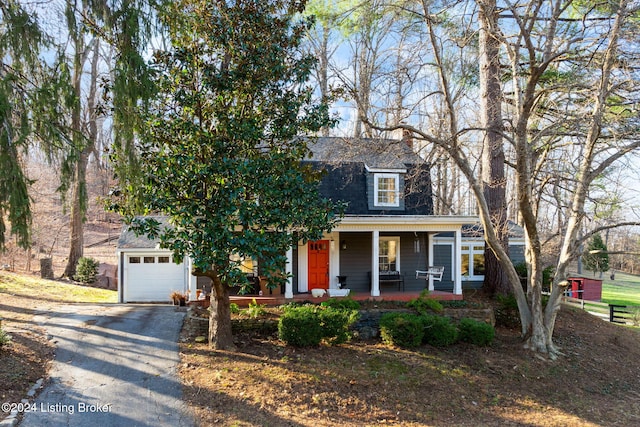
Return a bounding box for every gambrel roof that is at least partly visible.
[306,137,433,216]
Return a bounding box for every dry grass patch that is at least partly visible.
[0,271,117,412]
[0,271,117,304]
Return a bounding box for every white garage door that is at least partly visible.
[125,254,186,302]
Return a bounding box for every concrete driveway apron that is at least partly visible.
[20,304,194,427]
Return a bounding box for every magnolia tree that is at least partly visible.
[111,0,340,349]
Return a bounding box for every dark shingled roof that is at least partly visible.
[118,138,434,248]
[308,137,420,169]
[117,216,172,249]
[462,221,525,239]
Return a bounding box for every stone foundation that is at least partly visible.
[183,306,279,338]
[442,307,495,326]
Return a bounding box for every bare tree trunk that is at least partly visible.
[64,151,89,278]
[63,31,85,278]
[207,271,236,350]
[479,0,510,296]
[318,24,330,137]
[63,38,100,278]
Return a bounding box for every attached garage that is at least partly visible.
[117,218,190,303]
[121,253,187,303]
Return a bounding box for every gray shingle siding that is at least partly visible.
[305,137,433,216]
[314,162,370,214]
[310,161,433,216]
[117,216,171,249]
[404,163,433,215]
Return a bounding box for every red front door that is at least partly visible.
[308,240,330,289]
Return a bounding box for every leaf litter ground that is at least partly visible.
[179,300,640,427]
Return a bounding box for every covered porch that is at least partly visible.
[285,215,477,299]
[186,215,478,302]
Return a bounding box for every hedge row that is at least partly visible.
[276,300,494,349]
[380,312,494,348]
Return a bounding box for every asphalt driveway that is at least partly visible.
[19,304,194,427]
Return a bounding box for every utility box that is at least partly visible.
[567,277,602,301]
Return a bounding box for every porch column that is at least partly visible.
[285,246,294,299]
[427,233,435,292]
[187,256,197,301]
[454,229,462,295]
[371,230,380,297]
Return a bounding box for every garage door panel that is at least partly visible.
[125,254,185,302]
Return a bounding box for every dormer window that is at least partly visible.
[374,173,400,207]
[365,165,406,211]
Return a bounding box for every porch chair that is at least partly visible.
[415,266,445,282]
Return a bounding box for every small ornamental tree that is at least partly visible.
[74,257,100,284]
[110,0,340,349]
[583,233,610,276]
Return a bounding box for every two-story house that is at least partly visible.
[287,137,477,299]
[116,137,485,303]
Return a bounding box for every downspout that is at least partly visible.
[118,251,124,303]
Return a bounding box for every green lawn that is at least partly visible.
[0,271,117,303]
[601,271,640,306]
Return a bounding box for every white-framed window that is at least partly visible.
[379,236,400,272]
[461,244,485,279]
[230,254,257,275]
[374,173,400,207]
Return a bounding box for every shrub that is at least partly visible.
[320,297,360,311]
[421,315,458,347]
[407,290,443,314]
[319,307,359,345]
[278,305,358,347]
[0,327,11,349]
[458,318,495,346]
[230,303,240,314]
[242,299,266,318]
[515,263,555,292]
[379,312,424,348]
[495,294,520,329]
[74,257,99,283]
[440,300,468,309]
[278,305,324,347]
[513,262,528,278]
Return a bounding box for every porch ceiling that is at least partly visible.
[334,215,479,232]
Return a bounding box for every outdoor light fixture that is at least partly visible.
[341,240,347,250]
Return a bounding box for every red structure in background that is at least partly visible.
[568,277,603,301]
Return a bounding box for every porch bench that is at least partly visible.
[368,271,405,291]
